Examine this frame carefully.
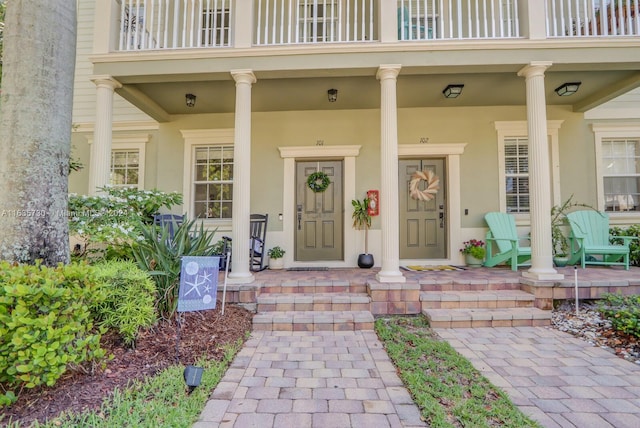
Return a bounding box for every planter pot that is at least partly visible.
[268,257,284,270]
[464,254,484,267]
[357,253,374,269]
[553,256,570,267]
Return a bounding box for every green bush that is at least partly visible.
[598,293,640,339]
[131,219,218,319]
[92,261,158,347]
[610,224,640,266]
[0,262,107,407]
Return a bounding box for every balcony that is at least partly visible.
[110,0,638,52]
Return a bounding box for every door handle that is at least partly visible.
[439,205,445,228]
[297,204,302,230]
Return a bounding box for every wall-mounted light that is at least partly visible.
[185,93,197,107]
[327,88,338,102]
[554,82,581,96]
[442,84,464,99]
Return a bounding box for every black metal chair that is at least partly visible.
[249,214,268,272]
[153,214,185,245]
[222,213,269,272]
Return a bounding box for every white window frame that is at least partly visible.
[110,136,148,190]
[593,123,640,222]
[494,121,563,222]
[181,129,234,226]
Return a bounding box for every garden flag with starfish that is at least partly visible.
[177,256,220,312]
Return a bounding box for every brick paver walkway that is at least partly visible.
[437,327,640,428]
[194,330,426,427]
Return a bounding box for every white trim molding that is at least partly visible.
[181,129,235,228]
[494,120,564,222]
[592,123,640,223]
[278,145,361,268]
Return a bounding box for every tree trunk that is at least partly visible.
[0,0,76,265]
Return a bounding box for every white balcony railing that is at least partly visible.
[254,0,376,45]
[113,0,639,52]
[546,0,640,37]
[118,0,233,50]
[397,0,520,41]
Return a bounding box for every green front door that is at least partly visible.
[399,158,447,259]
[295,160,344,261]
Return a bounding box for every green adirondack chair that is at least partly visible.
[566,210,635,270]
[484,212,532,271]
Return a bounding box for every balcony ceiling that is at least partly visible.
[102,45,640,121]
[115,68,639,120]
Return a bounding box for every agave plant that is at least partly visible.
[130,219,217,319]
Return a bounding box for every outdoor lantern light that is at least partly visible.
[185,93,197,107]
[443,84,464,98]
[554,82,581,96]
[327,88,338,102]
[184,365,204,393]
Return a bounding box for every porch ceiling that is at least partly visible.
[115,68,640,121]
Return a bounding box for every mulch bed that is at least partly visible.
[1,304,253,427]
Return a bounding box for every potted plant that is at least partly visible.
[460,239,486,267]
[267,246,285,270]
[551,195,594,267]
[352,197,374,268]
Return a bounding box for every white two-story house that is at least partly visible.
[69,0,640,284]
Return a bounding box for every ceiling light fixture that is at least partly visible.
[554,82,581,97]
[442,84,464,99]
[327,88,338,102]
[185,93,197,107]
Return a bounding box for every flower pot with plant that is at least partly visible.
[267,246,285,270]
[352,197,374,268]
[460,239,486,267]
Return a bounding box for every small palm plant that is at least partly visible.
[352,198,374,268]
[352,198,372,254]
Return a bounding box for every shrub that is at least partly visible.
[92,260,158,347]
[610,224,640,267]
[0,262,107,406]
[598,293,640,339]
[131,219,218,319]
[68,187,183,261]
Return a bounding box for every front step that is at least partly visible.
[423,307,552,328]
[256,292,371,312]
[253,310,375,331]
[421,290,535,310]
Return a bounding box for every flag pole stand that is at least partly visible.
[222,251,231,315]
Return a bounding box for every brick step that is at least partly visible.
[257,293,371,312]
[420,290,535,310]
[259,281,367,295]
[253,310,375,332]
[423,308,551,329]
[419,281,522,292]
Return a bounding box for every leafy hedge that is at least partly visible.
[0,262,107,406]
[610,225,640,266]
[92,260,157,347]
[598,293,640,339]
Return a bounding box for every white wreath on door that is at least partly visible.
[409,170,440,201]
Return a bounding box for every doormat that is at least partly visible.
[401,265,466,272]
[287,267,329,271]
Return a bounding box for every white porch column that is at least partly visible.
[518,63,563,281]
[88,75,121,195]
[229,70,256,283]
[376,65,405,283]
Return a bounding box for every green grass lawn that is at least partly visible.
[375,315,542,428]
